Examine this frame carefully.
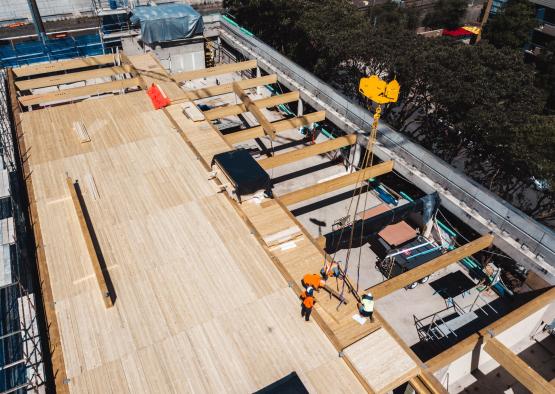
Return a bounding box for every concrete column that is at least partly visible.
[217,37,222,63]
[26,0,46,43]
[297,98,305,134]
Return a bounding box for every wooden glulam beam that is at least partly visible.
[409,376,432,394]
[186,74,278,100]
[15,65,134,91]
[484,338,553,394]
[18,77,141,107]
[367,235,494,300]
[203,91,300,120]
[233,82,276,139]
[173,59,257,82]
[66,177,113,308]
[418,371,448,394]
[225,111,326,145]
[426,286,555,372]
[258,134,356,170]
[279,161,394,206]
[13,54,117,78]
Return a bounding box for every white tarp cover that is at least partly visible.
[130,4,204,44]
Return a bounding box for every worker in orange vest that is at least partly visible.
[300,286,316,321]
[302,273,325,291]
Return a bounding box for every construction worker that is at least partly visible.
[358,292,374,322]
[302,273,325,291]
[300,286,316,321]
[320,260,341,280]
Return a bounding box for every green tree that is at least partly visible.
[422,0,467,30]
[482,0,538,49]
[367,2,421,31]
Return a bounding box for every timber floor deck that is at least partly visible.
[20,90,365,393]
[15,53,422,393]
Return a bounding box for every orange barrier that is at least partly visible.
[147,83,171,109]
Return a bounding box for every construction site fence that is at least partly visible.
[218,16,555,271]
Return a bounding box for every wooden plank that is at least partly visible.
[18,77,141,106]
[418,371,448,394]
[409,376,432,394]
[225,111,326,145]
[7,69,69,393]
[173,60,257,82]
[203,91,300,120]
[15,65,134,90]
[484,338,553,394]
[258,134,355,170]
[186,74,278,100]
[426,286,555,372]
[66,177,114,308]
[13,54,117,78]
[233,82,276,139]
[279,161,394,206]
[367,235,494,300]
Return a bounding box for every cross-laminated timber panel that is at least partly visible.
[258,134,357,170]
[203,91,300,120]
[19,90,368,393]
[366,235,494,300]
[483,338,553,394]
[173,59,258,82]
[225,111,326,145]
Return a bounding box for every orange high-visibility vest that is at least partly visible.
[303,273,322,289]
[300,291,315,308]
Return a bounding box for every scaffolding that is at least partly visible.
[0,69,45,393]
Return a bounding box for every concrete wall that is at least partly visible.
[435,305,553,388]
[0,0,221,22]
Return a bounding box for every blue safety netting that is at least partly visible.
[0,34,104,68]
[130,4,203,44]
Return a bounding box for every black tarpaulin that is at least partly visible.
[324,192,441,254]
[212,149,271,198]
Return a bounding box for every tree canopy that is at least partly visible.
[422,0,467,30]
[483,0,538,49]
[223,0,555,226]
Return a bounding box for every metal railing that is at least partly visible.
[217,16,555,272]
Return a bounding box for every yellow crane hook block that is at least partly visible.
[359,75,400,104]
